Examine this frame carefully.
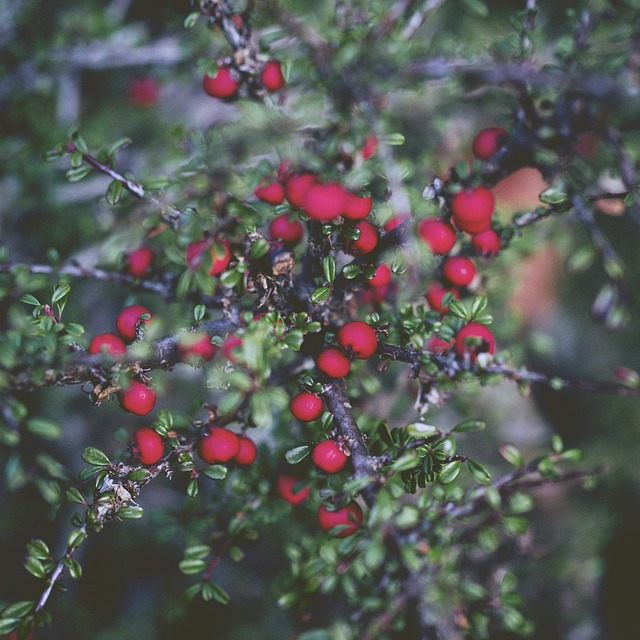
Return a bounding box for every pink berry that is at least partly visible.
[284,173,317,208]
[318,502,363,537]
[451,187,495,235]
[115,305,153,343]
[269,214,304,245]
[442,256,477,287]
[261,60,286,92]
[290,392,324,422]
[336,321,378,359]
[347,220,378,254]
[418,218,457,254]
[368,264,392,287]
[178,332,216,363]
[304,182,347,221]
[471,228,501,257]
[342,192,373,220]
[316,347,351,378]
[88,333,127,356]
[425,284,459,312]
[312,440,348,474]
[455,322,496,359]
[126,246,155,277]
[234,435,257,465]
[472,127,508,160]
[203,66,240,99]
[277,475,311,505]
[361,135,378,160]
[127,77,160,107]
[198,427,241,464]
[131,427,164,465]
[255,180,285,205]
[120,380,156,416]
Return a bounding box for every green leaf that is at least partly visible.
[438,460,462,484]
[143,175,170,190]
[187,478,198,497]
[67,528,86,549]
[342,263,361,279]
[551,434,563,453]
[311,287,331,304]
[183,11,200,29]
[468,459,491,483]
[202,465,227,480]
[51,282,71,304]
[447,299,468,319]
[25,418,62,440]
[184,544,211,560]
[203,582,230,604]
[78,464,103,482]
[20,294,40,306]
[539,187,568,206]
[381,132,405,145]
[285,446,310,464]
[322,257,336,285]
[498,442,524,467]
[106,179,123,205]
[452,419,486,433]
[0,602,34,620]
[249,237,270,260]
[194,304,206,323]
[127,468,150,482]
[118,506,144,519]
[107,137,132,157]
[26,539,50,560]
[283,329,304,351]
[0,618,21,635]
[23,556,46,579]
[179,558,207,575]
[470,295,488,319]
[65,166,92,183]
[390,452,419,472]
[63,557,82,580]
[341,226,361,241]
[81,447,110,467]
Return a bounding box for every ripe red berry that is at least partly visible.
[442,256,477,287]
[127,77,160,107]
[451,187,495,235]
[185,239,231,276]
[318,501,363,537]
[304,182,347,221]
[198,427,241,464]
[88,332,127,356]
[471,228,501,257]
[418,218,457,254]
[384,213,410,232]
[131,427,164,465]
[234,435,257,465]
[455,322,496,359]
[361,135,378,160]
[119,380,156,416]
[472,127,508,160]
[312,440,348,474]
[426,334,454,354]
[178,332,216,364]
[361,283,391,304]
[290,391,324,422]
[126,245,155,277]
[269,214,304,245]
[347,220,378,254]
[342,192,373,220]
[425,283,459,312]
[261,59,285,92]
[368,264,392,287]
[284,172,317,208]
[277,475,311,505]
[222,334,243,363]
[203,65,240,99]
[255,180,285,205]
[337,321,378,359]
[115,305,153,343]
[316,347,351,378]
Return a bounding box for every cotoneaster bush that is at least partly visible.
[1,2,640,640]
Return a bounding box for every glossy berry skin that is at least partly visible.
[342,192,373,220]
[120,380,156,416]
[277,475,311,505]
[269,214,304,245]
[316,347,351,378]
[222,334,243,363]
[471,228,501,257]
[312,440,348,474]
[131,427,164,465]
[442,256,477,287]
[361,135,378,160]
[425,284,459,312]
[418,218,457,254]
[451,187,495,235]
[178,332,216,363]
[347,220,378,254]
[255,180,285,205]
[186,239,231,276]
[337,321,378,359]
[198,427,241,464]
[202,66,240,99]
[318,501,363,538]
[284,173,317,208]
[115,305,153,343]
[455,322,496,359]
[126,246,155,277]
[303,182,347,221]
[290,391,324,422]
[261,60,285,92]
[368,264,391,287]
[88,332,127,356]
[234,436,257,465]
[472,127,508,160]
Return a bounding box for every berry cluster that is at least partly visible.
[203,59,285,100]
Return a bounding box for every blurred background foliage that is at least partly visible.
[2,0,640,638]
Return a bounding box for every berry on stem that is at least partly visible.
[234,435,257,465]
[178,332,216,364]
[119,380,156,416]
[290,392,324,422]
[186,239,231,276]
[304,182,347,221]
[269,214,304,245]
[126,246,155,277]
[471,228,501,257]
[442,256,477,287]
[425,283,459,312]
[337,321,378,359]
[342,192,373,220]
[455,322,496,359]
[115,305,153,343]
[472,127,508,160]
[284,172,317,208]
[277,475,311,505]
[131,427,164,465]
[88,333,127,356]
[312,440,348,474]
[203,65,241,99]
[198,427,241,464]
[255,180,285,205]
[418,218,457,254]
[261,60,286,92]
[368,264,392,287]
[451,187,495,235]
[318,502,363,537]
[347,220,378,254]
[361,135,378,160]
[316,347,351,378]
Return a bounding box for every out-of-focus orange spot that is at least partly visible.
[595,198,625,216]
[492,167,548,217]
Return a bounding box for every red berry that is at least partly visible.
[361,283,391,304]
[426,334,454,354]
[312,440,348,474]
[316,347,351,378]
[186,239,231,276]
[127,77,160,107]
[471,228,501,257]
[284,172,317,208]
[451,187,495,235]
[131,427,164,465]
[442,256,477,287]
[425,283,459,312]
[347,220,378,254]
[115,305,153,343]
[455,322,496,359]
[269,214,304,245]
[318,501,363,537]
[303,182,347,221]
[255,180,285,205]
[178,332,216,363]
[234,435,257,465]
[361,135,378,160]
[198,427,241,464]
[277,475,310,505]
[222,334,243,363]
[120,380,156,416]
[126,245,155,277]
[472,127,508,160]
[418,218,457,254]
[342,192,373,220]
[88,332,127,356]
[368,264,392,287]
[337,321,378,359]
[384,213,410,232]
[203,66,240,99]
[261,60,285,92]
[290,392,324,422]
